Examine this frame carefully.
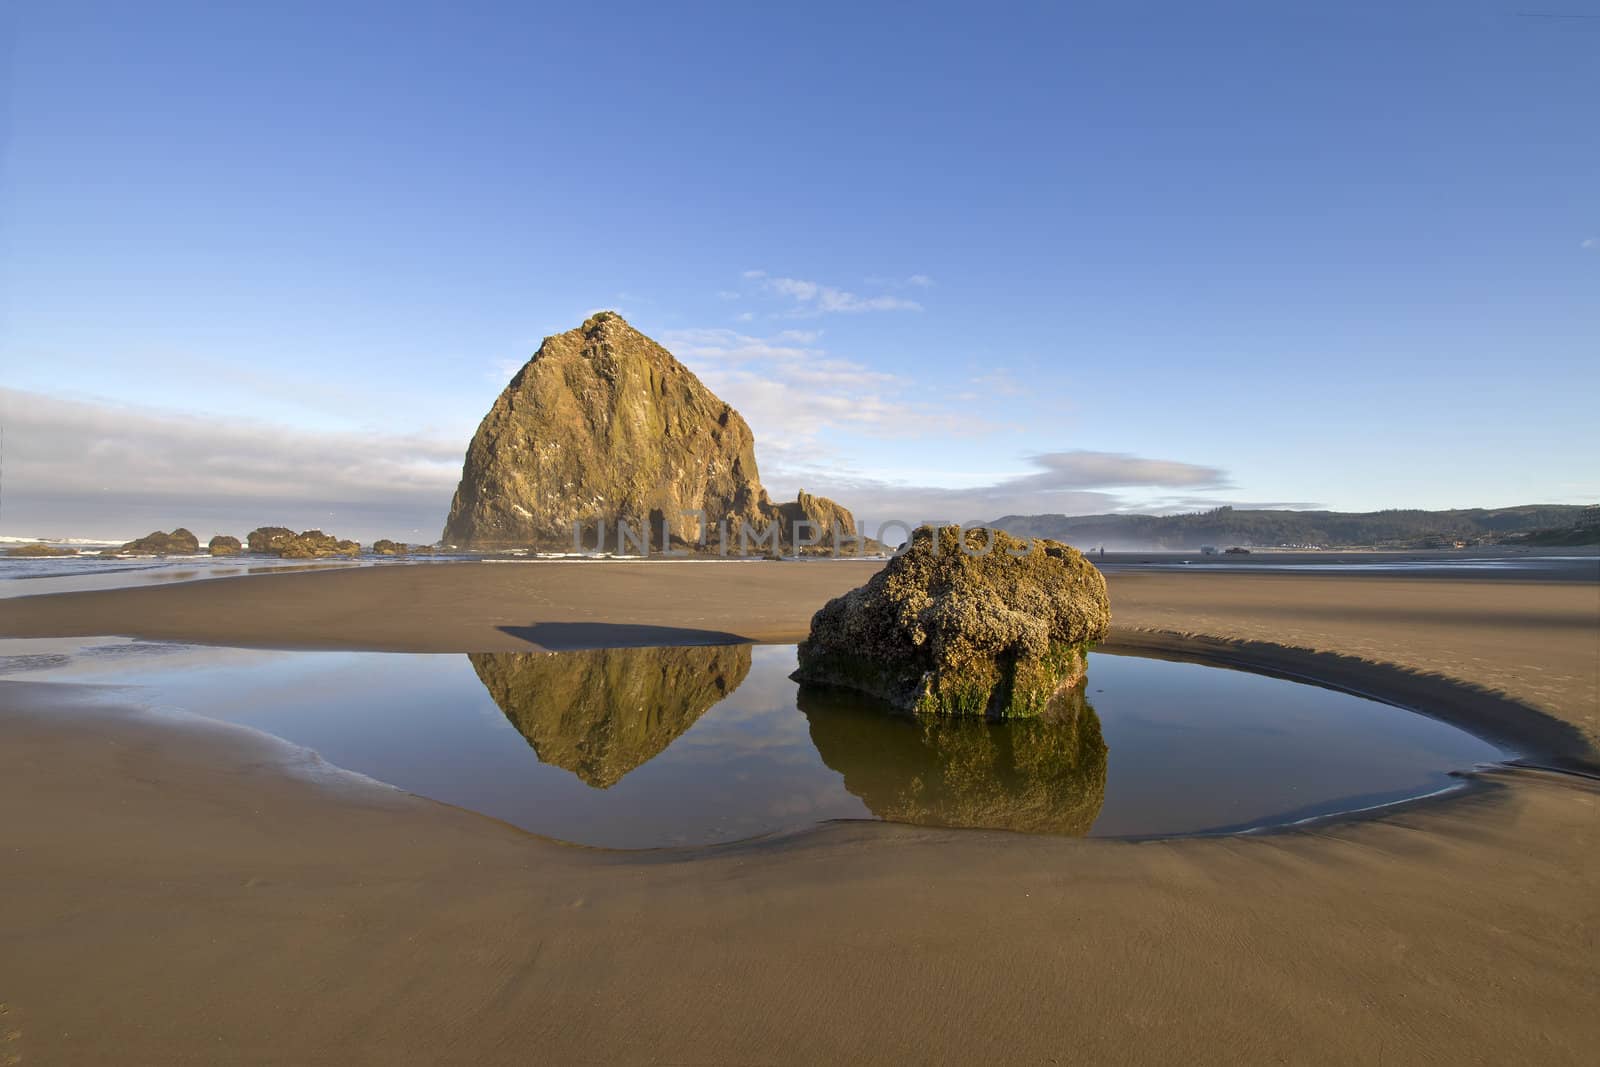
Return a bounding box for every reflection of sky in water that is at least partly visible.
[0,640,1506,848]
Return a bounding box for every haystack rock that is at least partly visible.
[443,312,859,552]
[794,525,1111,718]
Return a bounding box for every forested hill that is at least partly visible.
[991,505,1598,551]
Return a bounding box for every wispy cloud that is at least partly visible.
[488,357,525,383]
[766,276,922,314]
[1583,237,1597,249]
[1114,496,1324,514]
[1006,451,1228,492]
[777,450,1236,527]
[969,368,1027,398]
[0,385,1246,544]
[660,328,983,478]
[0,388,461,540]
[866,273,936,289]
[735,270,925,316]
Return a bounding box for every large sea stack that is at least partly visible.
[443,312,859,552]
[794,525,1111,719]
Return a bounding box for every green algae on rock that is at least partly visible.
[793,525,1110,719]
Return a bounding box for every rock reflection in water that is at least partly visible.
[468,645,752,788]
[799,680,1108,835]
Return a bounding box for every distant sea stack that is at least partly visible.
[443,312,860,552]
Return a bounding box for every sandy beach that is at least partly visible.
[2,561,1598,1064]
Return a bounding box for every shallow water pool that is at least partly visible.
[0,640,1506,847]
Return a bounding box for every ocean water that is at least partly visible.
[0,550,475,598]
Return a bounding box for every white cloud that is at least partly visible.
[768,277,819,301]
[737,271,924,315]
[866,273,936,289]
[1005,451,1227,492]
[969,369,1027,397]
[0,380,1241,546]
[782,451,1234,529]
[489,357,525,383]
[661,328,982,471]
[0,388,461,540]
[1583,238,1597,249]
[767,275,923,314]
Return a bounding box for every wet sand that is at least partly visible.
[2,562,1599,1063]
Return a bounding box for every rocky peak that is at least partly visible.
[443,314,862,553]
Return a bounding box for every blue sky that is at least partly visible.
[3,1,1596,540]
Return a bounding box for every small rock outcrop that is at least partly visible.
[246,527,296,553]
[208,535,242,556]
[443,312,863,553]
[110,529,200,556]
[468,645,752,788]
[277,530,360,559]
[794,525,1111,718]
[6,542,77,557]
[371,539,408,555]
[244,527,358,557]
[776,489,862,554]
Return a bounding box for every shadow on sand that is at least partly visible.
[497,621,750,650]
